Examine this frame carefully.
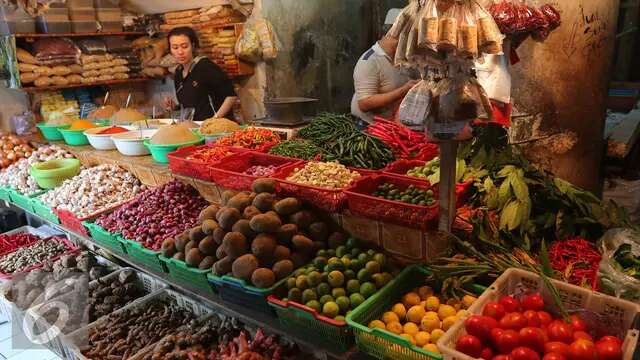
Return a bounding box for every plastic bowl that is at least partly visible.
[84,126,134,151]
[60,128,92,146]
[111,129,158,156]
[144,136,205,164]
[36,123,71,141]
[30,158,81,189]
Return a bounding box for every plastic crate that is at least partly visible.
[267,294,354,353]
[0,225,50,256]
[0,236,78,280]
[32,197,60,224]
[210,151,302,192]
[9,189,46,213]
[208,273,289,316]
[82,221,126,254]
[0,185,11,201]
[344,175,439,231]
[54,201,127,237]
[121,237,167,274]
[272,161,363,212]
[160,255,215,294]
[437,268,640,360]
[64,289,210,360]
[383,159,473,207]
[167,144,244,181]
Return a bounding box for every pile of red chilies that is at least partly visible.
[0,233,41,254]
[548,238,602,290]
[367,118,435,159]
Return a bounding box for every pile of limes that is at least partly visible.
[368,286,477,354]
[282,237,394,322]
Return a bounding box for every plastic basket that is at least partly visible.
[210,151,302,191]
[0,185,12,201]
[0,236,78,280]
[272,162,363,212]
[437,268,640,360]
[167,144,244,181]
[0,225,50,256]
[207,273,289,316]
[82,221,126,254]
[32,197,60,224]
[64,289,210,360]
[160,255,215,294]
[121,237,167,274]
[54,201,128,237]
[267,294,354,353]
[344,175,439,231]
[9,189,46,213]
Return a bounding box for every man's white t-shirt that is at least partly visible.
[351,42,410,124]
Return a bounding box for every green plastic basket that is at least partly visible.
[207,273,289,316]
[31,197,59,224]
[121,237,167,273]
[60,128,90,146]
[83,222,126,254]
[346,265,485,360]
[9,189,45,213]
[161,255,215,294]
[0,186,12,201]
[36,123,70,141]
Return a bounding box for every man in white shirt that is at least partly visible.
[351,10,419,126]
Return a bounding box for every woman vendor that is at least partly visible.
[163,27,237,121]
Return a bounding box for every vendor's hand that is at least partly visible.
[162,96,174,111]
[402,79,420,92]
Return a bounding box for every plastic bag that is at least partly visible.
[489,0,519,34]
[437,4,458,53]
[103,37,132,53]
[255,19,278,60]
[33,38,79,59]
[457,3,478,58]
[399,77,434,130]
[10,111,35,136]
[388,2,415,39]
[235,19,262,63]
[532,4,561,41]
[77,39,107,55]
[418,0,439,49]
[598,228,640,302]
[473,1,504,54]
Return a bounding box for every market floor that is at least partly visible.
[0,318,61,360]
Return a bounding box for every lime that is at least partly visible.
[357,268,372,282]
[316,282,331,296]
[340,256,351,268]
[294,268,306,277]
[373,253,387,267]
[346,279,361,294]
[306,300,321,312]
[367,249,376,257]
[336,245,347,258]
[286,277,297,290]
[313,256,328,269]
[332,287,346,298]
[365,261,381,274]
[360,282,377,299]
[321,272,328,283]
[302,288,317,303]
[350,259,363,271]
[326,249,336,257]
[336,296,350,313]
[335,315,346,322]
[346,238,360,249]
[327,258,345,272]
[295,275,309,290]
[357,253,369,263]
[344,269,356,280]
[351,248,362,257]
[350,293,365,308]
[316,250,327,258]
[319,294,334,305]
[322,302,340,318]
[328,271,345,287]
[307,271,322,287]
[288,288,302,303]
[371,273,385,289]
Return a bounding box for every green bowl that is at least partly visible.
[93,119,111,127]
[30,158,81,189]
[36,123,71,141]
[59,128,91,146]
[144,136,205,164]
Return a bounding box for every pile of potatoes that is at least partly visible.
[161,178,338,288]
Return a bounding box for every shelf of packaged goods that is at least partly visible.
[4,199,358,360]
[14,31,146,38]
[20,78,151,92]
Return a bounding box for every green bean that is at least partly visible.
[269,139,325,160]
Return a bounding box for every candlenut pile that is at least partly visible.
[0,145,74,195]
[41,164,145,218]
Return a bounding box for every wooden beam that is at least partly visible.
[613,0,640,81]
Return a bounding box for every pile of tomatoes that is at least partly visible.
[455,293,624,360]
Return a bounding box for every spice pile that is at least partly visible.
[286,162,361,190]
[87,269,144,321]
[217,128,281,150]
[68,119,97,131]
[0,145,74,195]
[41,165,144,218]
[185,147,233,163]
[0,238,71,274]
[199,117,240,135]
[96,126,129,135]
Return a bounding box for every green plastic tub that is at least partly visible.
[9,189,45,213]
[144,136,205,164]
[83,222,126,254]
[59,128,90,146]
[32,198,59,224]
[161,255,215,294]
[346,265,486,360]
[30,159,81,189]
[36,123,70,141]
[0,186,12,202]
[208,273,289,316]
[121,237,167,273]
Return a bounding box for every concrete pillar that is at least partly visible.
[509,0,620,192]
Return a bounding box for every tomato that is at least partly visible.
[595,339,623,360]
[538,311,553,327]
[499,296,522,313]
[456,334,483,358]
[545,342,570,357]
[492,356,511,360]
[522,293,545,311]
[510,347,541,360]
[543,353,567,360]
[519,327,547,353]
[597,336,623,347]
[547,321,574,344]
[573,331,593,342]
[480,347,494,359]
[465,315,498,341]
[569,315,587,332]
[499,313,528,331]
[523,310,541,327]
[491,328,505,345]
[567,339,597,360]
[484,301,507,320]
[495,330,520,354]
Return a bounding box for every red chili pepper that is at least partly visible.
[0,233,41,254]
[186,147,232,163]
[548,238,602,290]
[218,128,280,150]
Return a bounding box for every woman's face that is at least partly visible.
[169,34,194,65]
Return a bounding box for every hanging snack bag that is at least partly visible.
[457,3,479,58]
[235,20,262,63]
[473,1,504,54]
[489,0,519,34]
[255,19,278,60]
[418,0,439,49]
[388,1,416,39]
[437,4,458,53]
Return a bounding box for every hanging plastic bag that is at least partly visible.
[598,228,640,302]
[399,75,435,130]
[418,0,439,49]
[10,111,35,136]
[532,4,561,41]
[473,1,504,55]
[235,19,262,63]
[489,0,519,34]
[388,1,416,39]
[437,3,458,53]
[255,19,279,60]
[457,3,479,58]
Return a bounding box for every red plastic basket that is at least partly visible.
[383,159,474,207]
[167,144,245,181]
[210,151,302,191]
[272,162,364,213]
[344,174,439,231]
[54,201,128,237]
[0,236,79,280]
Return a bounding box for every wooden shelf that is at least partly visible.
[14,31,146,38]
[20,77,151,92]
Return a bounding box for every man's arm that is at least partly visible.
[214,96,238,118]
[358,80,418,112]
